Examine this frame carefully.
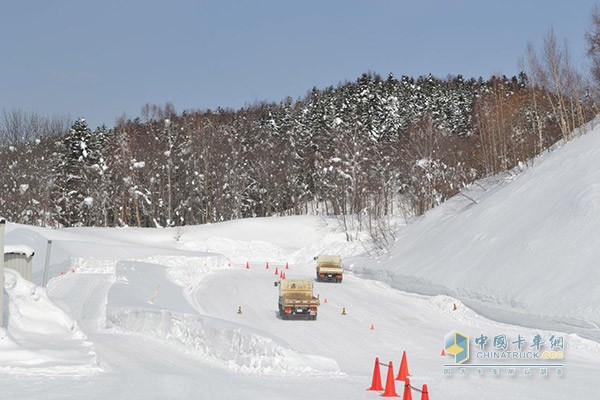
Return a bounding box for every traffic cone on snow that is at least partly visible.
[282,272,286,279]
[370,323,375,330]
[285,262,289,269]
[420,384,429,400]
[246,262,249,269]
[324,297,328,304]
[274,266,279,275]
[266,262,269,269]
[396,351,410,381]
[441,348,446,356]
[381,361,399,397]
[402,378,412,400]
[367,357,383,391]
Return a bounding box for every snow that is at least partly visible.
[354,120,600,342]
[2,124,600,398]
[0,269,97,373]
[4,244,34,257]
[416,158,431,168]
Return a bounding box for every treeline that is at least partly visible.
[2,25,598,232]
[1,63,593,230]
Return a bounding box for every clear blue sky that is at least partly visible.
[1,0,598,129]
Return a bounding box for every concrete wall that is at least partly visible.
[1,219,5,327]
[4,253,32,282]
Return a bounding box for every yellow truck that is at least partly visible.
[315,255,344,283]
[276,279,320,320]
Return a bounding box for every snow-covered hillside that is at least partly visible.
[354,121,600,342]
[2,122,600,399]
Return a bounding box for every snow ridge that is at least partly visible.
[106,308,341,376]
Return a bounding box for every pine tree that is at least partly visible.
[52,118,108,226]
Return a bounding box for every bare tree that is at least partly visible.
[586,5,600,102]
[527,29,586,140]
[0,109,71,147]
[522,44,547,153]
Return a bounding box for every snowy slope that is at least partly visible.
[353,120,600,342]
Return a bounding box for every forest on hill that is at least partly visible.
[2,25,600,241]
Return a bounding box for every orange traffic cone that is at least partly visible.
[266,262,269,269]
[396,351,410,381]
[285,262,289,269]
[274,267,279,275]
[381,361,399,397]
[367,357,383,391]
[324,298,328,304]
[370,323,375,330]
[441,348,446,356]
[282,272,286,279]
[246,262,249,269]
[420,384,429,400]
[402,378,412,400]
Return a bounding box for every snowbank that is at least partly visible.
[106,309,341,376]
[177,215,369,266]
[0,269,98,373]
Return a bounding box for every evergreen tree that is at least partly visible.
[52,118,108,226]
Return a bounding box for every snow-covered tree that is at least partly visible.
[52,118,108,226]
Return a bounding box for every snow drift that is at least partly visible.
[0,269,97,373]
